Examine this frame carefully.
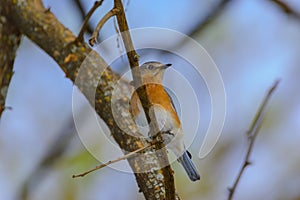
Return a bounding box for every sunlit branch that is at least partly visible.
[76,0,104,42]
[89,8,119,46]
[72,143,152,178]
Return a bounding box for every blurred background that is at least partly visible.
[1,0,300,199]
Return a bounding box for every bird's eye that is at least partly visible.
[148,65,154,70]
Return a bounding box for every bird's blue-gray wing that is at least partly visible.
[164,87,181,116]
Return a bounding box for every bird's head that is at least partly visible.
[139,61,171,83]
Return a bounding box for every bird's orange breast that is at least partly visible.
[130,83,180,126]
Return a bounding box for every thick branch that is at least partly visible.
[2,1,170,199]
[0,5,22,118]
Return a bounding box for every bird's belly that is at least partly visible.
[134,104,185,156]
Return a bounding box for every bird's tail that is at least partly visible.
[177,151,200,181]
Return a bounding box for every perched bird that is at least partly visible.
[130,61,200,181]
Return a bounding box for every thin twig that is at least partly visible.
[74,0,86,20]
[190,0,232,37]
[76,0,104,42]
[270,0,300,20]
[73,0,93,35]
[174,0,232,49]
[89,8,119,46]
[227,79,281,200]
[72,143,152,178]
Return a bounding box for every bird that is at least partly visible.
[130,61,200,181]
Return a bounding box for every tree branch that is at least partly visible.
[173,0,232,49]
[227,80,280,200]
[76,0,104,42]
[188,0,233,38]
[89,8,119,46]
[0,5,21,118]
[72,143,153,178]
[269,0,300,20]
[2,0,173,199]
[113,0,176,199]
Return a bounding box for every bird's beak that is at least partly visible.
[162,63,172,69]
